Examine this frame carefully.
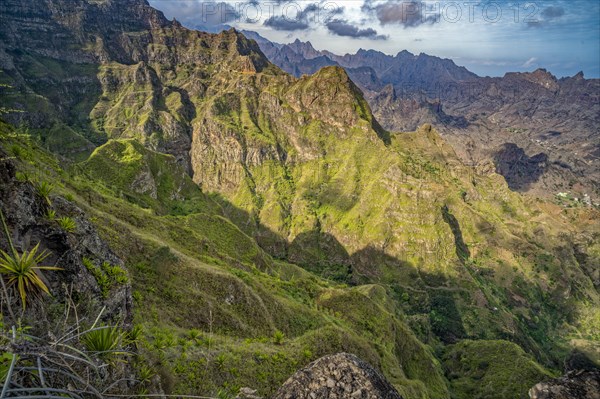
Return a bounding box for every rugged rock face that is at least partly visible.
[0,0,169,63]
[529,370,600,399]
[0,141,132,326]
[370,85,468,132]
[273,353,404,399]
[0,0,275,162]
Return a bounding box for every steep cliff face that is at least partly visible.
[0,0,168,62]
[0,0,274,161]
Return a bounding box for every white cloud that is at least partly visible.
[522,57,539,68]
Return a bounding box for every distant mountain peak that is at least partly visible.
[397,49,414,57]
[512,68,560,90]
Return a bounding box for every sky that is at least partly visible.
[148,0,600,78]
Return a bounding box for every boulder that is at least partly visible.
[273,353,403,399]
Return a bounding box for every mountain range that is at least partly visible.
[243,30,600,203]
[0,0,598,398]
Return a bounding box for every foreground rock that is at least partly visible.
[273,353,403,399]
[529,370,600,399]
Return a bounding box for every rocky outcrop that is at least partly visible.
[273,353,403,399]
[0,142,132,327]
[529,370,600,399]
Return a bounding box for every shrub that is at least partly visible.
[137,363,154,384]
[9,145,23,159]
[0,309,129,396]
[101,261,129,284]
[187,329,201,340]
[125,325,143,348]
[83,258,110,298]
[82,258,128,298]
[273,330,285,345]
[14,171,30,183]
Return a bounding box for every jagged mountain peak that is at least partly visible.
[286,38,321,59]
[505,68,559,90]
[396,49,414,57]
[244,32,479,95]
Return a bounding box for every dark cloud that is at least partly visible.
[528,5,566,28]
[321,2,345,18]
[541,6,565,19]
[264,16,309,31]
[153,1,239,27]
[262,2,320,31]
[368,1,438,28]
[326,19,387,40]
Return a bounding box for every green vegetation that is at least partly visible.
[34,180,54,205]
[442,340,554,399]
[0,210,61,310]
[57,216,77,232]
[0,308,133,397]
[83,257,128,298]
[46,209,56,221]
[0,243,60,311]
[0,23,597,398]
[82,325,124,358]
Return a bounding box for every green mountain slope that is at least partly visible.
[0,0,598,398]
[0,121,450,398]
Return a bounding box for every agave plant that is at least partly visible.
[46,209,56,221]
[0,209,61,311]
[0,243,61,310]
[34,180,54,206]
[57,216,77,233]
[81,325,123,357]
